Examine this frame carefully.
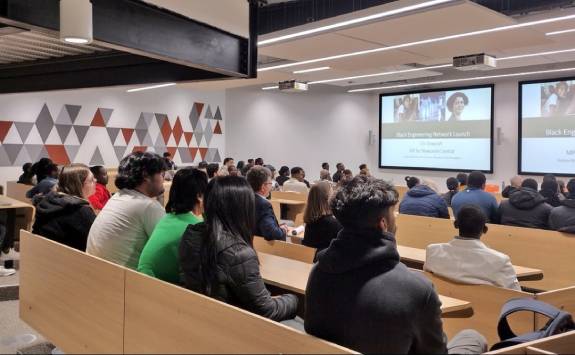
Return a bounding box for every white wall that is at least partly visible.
[0,85,225,188]
[225,80,534,192]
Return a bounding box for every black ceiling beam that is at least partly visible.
[0,0,257,93]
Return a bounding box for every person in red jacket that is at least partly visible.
[88,166,111,211]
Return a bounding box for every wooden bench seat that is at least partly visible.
[485,330,575,354]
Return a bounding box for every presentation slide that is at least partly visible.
[379,85,493,172]
[520,78,575,175]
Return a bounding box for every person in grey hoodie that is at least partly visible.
[499,179,553,229]
[549,178,575,233]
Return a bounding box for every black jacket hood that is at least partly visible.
[33,192,89,215]
[509,188,547,210]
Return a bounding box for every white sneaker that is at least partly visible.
[0,248,19,261]
[0,266,15,276]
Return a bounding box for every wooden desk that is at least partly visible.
[257,252,472,316]
[396,245,543,282]
[270,198,306,225]
[0,195,35,248]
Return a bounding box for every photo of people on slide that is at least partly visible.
[393,94,419,122]
[446,92,469,121]
[540,80,575,117]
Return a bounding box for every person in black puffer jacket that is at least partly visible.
[399,181,450,219]
[179,176,297,322]
[32,164,96,251]
[549,178,575,233]
[539,180,564,208]
[499,179,552,229]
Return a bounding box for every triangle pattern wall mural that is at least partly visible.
[0,100,224,166]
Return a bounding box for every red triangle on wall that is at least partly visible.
[213,121,222,134]
[0,121,13,143]
[184,132,193,146]
[91,109,106,127]
[194,103,204,117]
[199,147,208,160]
[189,148,199,161]
[173,117,183,145]
[166,147,177,157]
[122,128,134,143]
[132,146,147,153]
[45,145,70,165]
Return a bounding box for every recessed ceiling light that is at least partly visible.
[258,0,455,46]
[546,28,575,36]
[63,37,91,44]
[293,67,331,74]
[497,48,575,61]
[262,85,279,90]
[308,64,452,85]
[127,83,177,93]
[347,67,575,93]
[258,14,575,72]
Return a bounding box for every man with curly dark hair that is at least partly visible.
[304,175,487,354]
[86,152,166,269]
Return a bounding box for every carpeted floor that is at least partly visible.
[0,300,47,354]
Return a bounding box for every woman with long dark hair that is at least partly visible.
[179,176,297,321]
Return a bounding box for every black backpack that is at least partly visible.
[491,298,575,350]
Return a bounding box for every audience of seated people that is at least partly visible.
[558,179,568,198]
[264,165,280,191]
[137,168,207,284]
[179,176,298,322]
[32,164,96,251]
[442,177,459,207]
[332,162,345,183]
[163,152,177,171]
[502,175,523,198]
[302,181,342,260]
[549,178,575,233]
[255,157,264,166]
[17,162,35,185]
[399,178,450,219]
[282,167,309,193]
[247,166,288,241]
[540,177,564,207]
[86,152,166,269]
[88,165,111,211]
[339,169,354,185]
[451,171,499,223]
[425,205,521,290]
[235,160,245,174]
[206,163,219,180]
[358,163,370,176]
[405,175,419,189]
[26,158,59,198]
[305,175,487,354]
[499,178,552,229]
[456,172,468,191]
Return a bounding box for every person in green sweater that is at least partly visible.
[138,167,208,284]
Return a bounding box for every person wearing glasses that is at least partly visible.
[247,166,289,241]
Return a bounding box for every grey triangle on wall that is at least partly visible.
[90,147,105,166]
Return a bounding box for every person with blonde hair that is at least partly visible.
[302,182,342,259]
[32,164,97,251]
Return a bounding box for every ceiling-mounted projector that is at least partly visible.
[453,53,496,71]
[279,80,308,92]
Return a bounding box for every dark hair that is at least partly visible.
[246,165,271,191]
[446,177,459,191]
[163,152,171,158]
[206,163,219,179]
[322,162,329,170]
[467,171,486,189]
[541,180,559,194]
[166,168,208,214]
[336,163,344,170]
[223,157,233,165]
[446,92,469,112]
[198,161,208,169]
[278,166,290,177]
[255,158,264,166]
[89,165,105,177]
[22,162,32,173]
[521,178,538,191]
[115,152,166,190]
[405,176,420,189]
[199,176,255,295]
[236,160,245,171]
[543,174,557,183]
[456,173,468,186]
[359,164,367,170]
[241,163,254,176]
[291,167,304,176]
[331,175,398,229]
[456,205,486,238]
[32,158,55,182]
[247,159,254,164]
[567,178,575,196]
[264,164,276,173]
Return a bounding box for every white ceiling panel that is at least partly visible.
[325,48,431,71]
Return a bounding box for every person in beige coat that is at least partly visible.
[424,205,521,291]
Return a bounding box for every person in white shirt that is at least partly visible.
[86,152,166,270]
[424,205,521,291]
[282,167,309,194]
[217,157,234,176]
